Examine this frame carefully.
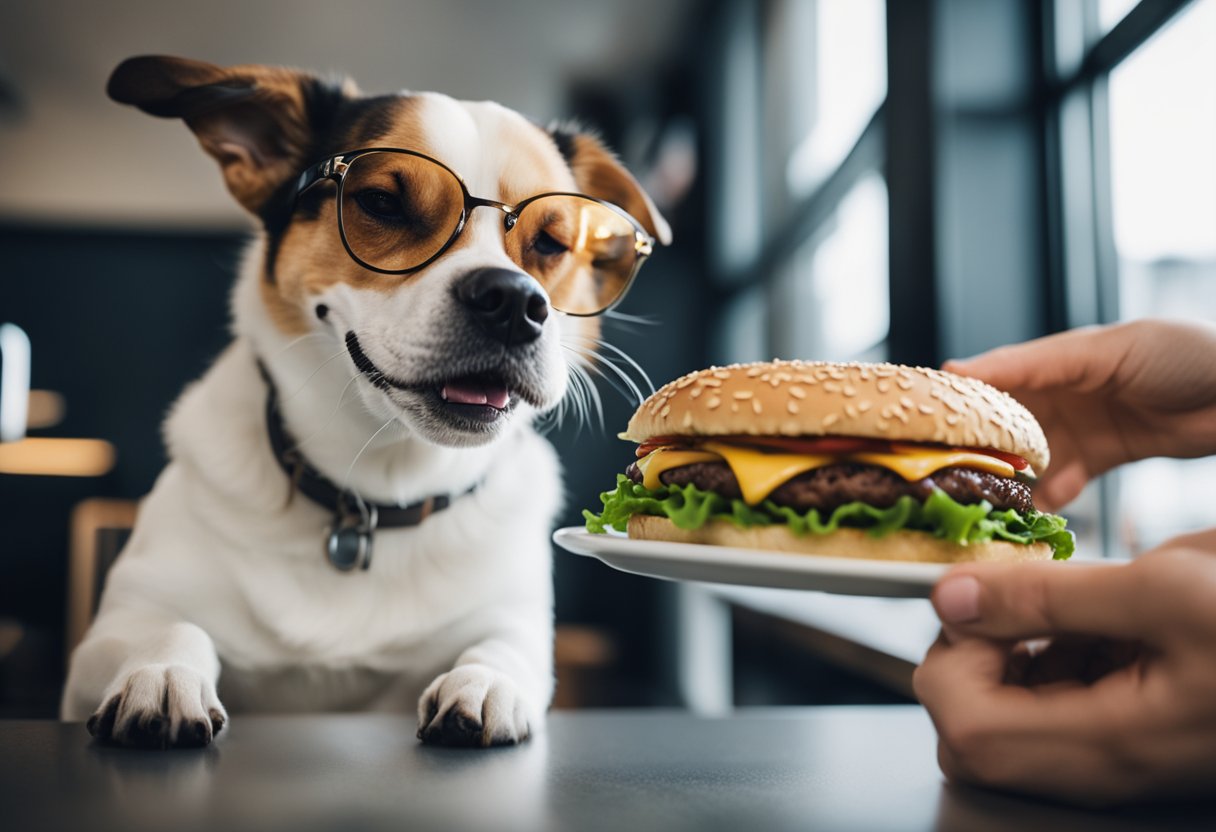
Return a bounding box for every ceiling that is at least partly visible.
[0,0,694,228]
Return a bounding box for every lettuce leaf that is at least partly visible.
[583,475,1074,559]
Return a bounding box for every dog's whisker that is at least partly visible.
[342,416,398,490]
[564,335,655,397]
[267,332,331,362]
[288,373,361,453]
[567,361,604,432]
[561,342,646,406]
[278,349,349,406]
[603,309,660,329]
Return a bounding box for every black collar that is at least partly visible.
[258,360,474,570]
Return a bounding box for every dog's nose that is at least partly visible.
[456,268,549,347]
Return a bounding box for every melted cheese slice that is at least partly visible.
[637,442,1018,504]
[637,449,722,491]
[702,442,834,505]
[850,449,1015,481]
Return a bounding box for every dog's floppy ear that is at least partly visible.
[551,126,673,246]
[107,55,341,215]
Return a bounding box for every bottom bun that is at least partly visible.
[627,515,1052,564]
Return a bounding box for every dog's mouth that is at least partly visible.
[345,331,546,433]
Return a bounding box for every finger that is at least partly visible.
[917,637,1140,802]
[930,560,1160,642]
[1151,526,1216,555]
[1031,460,1089,513]
[942,325,1116,395]
[1016,635,1142,687]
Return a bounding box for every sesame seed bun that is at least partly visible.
[627,515,1053,563]
[623,360,1049,471]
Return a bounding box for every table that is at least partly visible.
[1,708,1211,831]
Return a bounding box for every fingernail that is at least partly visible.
[935,576,981,623]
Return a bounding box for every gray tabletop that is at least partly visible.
[1,707,1211,832]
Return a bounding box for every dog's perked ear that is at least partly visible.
[549,125,673,247]
[107,55,351,216]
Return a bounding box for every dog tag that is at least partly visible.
[326,525,370,571]
[326,496,377,572]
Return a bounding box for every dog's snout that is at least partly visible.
[456,268,549,347]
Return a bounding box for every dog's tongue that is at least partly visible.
[442,378,511,409]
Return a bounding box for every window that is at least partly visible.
[772,174,889,361]
[712,0,888,363]
[1105,0,1216,551]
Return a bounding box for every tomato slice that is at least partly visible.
[726,436,893,455]
[968,447,1029,470]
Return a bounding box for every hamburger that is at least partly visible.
[584,360,1073,562]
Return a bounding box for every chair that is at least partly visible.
[66,498,138,659]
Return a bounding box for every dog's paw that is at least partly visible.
[416,664,532,748]
[87,664,227,750]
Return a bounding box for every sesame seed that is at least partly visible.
[875,420,890,432]
[707,397,721,409]
[822,413,840,427]
[899,396,914,410]
[893,409,910,424]
[789,387,806,399]
[747,367,765,377]
[945,414,961,426]
[877,380,892,393]
[843,385,857,397]
[682,411,694,428]
[700,378,723,387]
[845,404,858,418]
[824,382,842,393]
[690,387,704,399]
[918,404,935,415]
[787,401,799,414]
[752,399,762,415]
[713,370,731,379]
[897,378,914,390]
[660,405,671,417]
[733,390,754,400]
[731,402,740,413]
[857,400,872,413]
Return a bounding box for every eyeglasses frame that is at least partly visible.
[292,147,656,317]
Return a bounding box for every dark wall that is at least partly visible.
[0,225,238,713]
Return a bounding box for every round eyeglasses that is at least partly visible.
[292,148,656,317]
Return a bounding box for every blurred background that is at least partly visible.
[0,0,1212,718]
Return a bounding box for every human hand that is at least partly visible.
[944,319,1216,511]
[913,528,1216,806]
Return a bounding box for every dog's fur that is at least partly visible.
[60,56,668,748]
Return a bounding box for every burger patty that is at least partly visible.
[625,461,1034,514]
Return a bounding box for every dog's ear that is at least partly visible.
[107,55,346,215]
[551,126,672,246]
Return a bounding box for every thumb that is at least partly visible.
[931,560,1153,643]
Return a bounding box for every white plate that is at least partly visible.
[553,526,951,598]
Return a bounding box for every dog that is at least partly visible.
[60,55,669,749]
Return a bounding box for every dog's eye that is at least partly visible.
[532,230,568,257]
[355,189,406,221]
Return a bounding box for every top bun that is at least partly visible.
[623,360,1049,471]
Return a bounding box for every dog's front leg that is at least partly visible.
[417,619,553,748]
[63,606,226,749]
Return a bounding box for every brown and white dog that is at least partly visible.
[60,55,668,748]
